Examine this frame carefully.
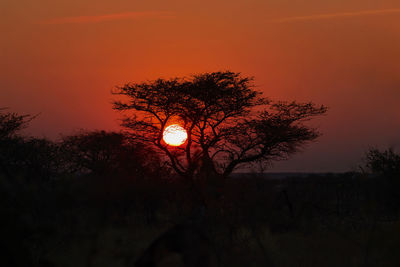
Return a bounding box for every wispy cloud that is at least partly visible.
[274,8,400,23]
[39,11,174,25]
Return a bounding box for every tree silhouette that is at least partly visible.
[0,109,35,179]
[0,108,33,140]
[61,130,162,177]
[365,148,400,176]
[113,71,327,180]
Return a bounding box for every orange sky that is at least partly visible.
[1,0,400,172]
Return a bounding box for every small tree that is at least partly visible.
[0,109,61,181]
[365,148,400,176]
[61,130,162,176]
[0,108,34,178]
[113,71,327,180]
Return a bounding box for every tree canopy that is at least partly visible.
[113,71,327,178]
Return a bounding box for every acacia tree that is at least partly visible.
[113,71,327,180]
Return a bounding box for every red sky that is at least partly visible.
[1,0,399,172]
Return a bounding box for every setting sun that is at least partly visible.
[163,124,188,146]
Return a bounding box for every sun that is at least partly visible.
[163,124,188,146]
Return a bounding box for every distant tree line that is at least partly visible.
[0,108,168,181]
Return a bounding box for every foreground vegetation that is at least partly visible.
[2,170,400,267]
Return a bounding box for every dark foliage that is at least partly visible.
[365,148,400,176]
[60,130,164,177]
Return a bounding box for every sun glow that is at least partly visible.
[163,124,188,146]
